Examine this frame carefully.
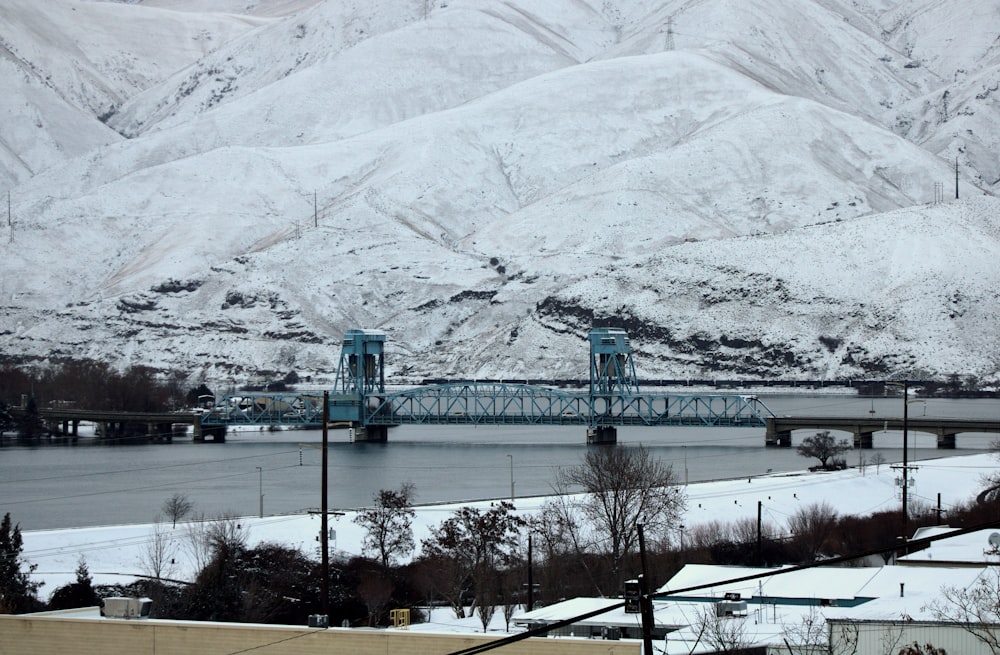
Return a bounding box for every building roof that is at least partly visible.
[899,527,1000,566]
[515,597,687,631]
[657,563,882,605]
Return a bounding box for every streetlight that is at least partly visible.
[256,466,264,518]
[507,454,515,503]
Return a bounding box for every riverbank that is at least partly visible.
[21,451,997,601]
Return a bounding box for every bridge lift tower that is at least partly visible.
[331,328,388,441]
[587,327,639,444]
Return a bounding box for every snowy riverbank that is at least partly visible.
[21,452,997,601]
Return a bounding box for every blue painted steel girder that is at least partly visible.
[363,382,773,428]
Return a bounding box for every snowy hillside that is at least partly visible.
[1,0,998,384]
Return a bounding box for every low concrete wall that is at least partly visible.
[0,613,640,655]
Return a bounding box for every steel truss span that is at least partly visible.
[365,382,770,428]
[200,328,775,435]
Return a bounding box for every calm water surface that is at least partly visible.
[1,394,997,530]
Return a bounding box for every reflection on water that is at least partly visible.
[1,394,997,530]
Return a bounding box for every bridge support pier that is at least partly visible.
[937,432,956,449]
[352,426,388,443]
[587,426,617,445]
[59,419,79,436]
[853,431,874,449]
[766,429,792,447]
[197,425,226,443]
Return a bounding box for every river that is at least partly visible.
[1,393,997,530]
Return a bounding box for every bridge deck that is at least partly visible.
[200,383,773,432]
[765,415,1000,448]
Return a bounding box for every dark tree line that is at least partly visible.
[0,359,208,413]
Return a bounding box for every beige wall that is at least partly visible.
[0,614,641,655]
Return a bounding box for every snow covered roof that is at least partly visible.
[657,563,882,604]
[899,528,1000,566]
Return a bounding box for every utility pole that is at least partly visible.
[256,466,264,518]
[507,454,515,502]
[526,533,534,612]
[321,390,329,619]
[955,157,959,199]
[637,524,655,655]
[887,380,917,554]
[902,379,909,544]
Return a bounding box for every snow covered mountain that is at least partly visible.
[1,0,998,385]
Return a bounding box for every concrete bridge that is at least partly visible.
[765,416,1000,449]
[9,406,205,442]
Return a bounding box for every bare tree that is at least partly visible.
[500,568,519,632]
[414,552,466,619]
[695,604,753,654]
[783,606,828,654]
[787,501,839,561]
[206,513,249,554]
[421,502,524,619]
[183,513,213,573]
[689,520,729,551]
[162,493,194,528]
[797,431,850,469]
[408,555,443,621]
[828,620,861,655]
[557,445,685,589]
[878,621,907,655]
[141,517,177,581]
[357,570,394,627]
[869,452,887,475]
[353,483,416,568]
[925,567,1000,654]
[532,485,602,597]
[474,572,498,633]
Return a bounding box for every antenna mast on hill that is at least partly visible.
[955,157,959,199]
[314,190,318,228]
[6,191,11,244]
[665,16,675,50]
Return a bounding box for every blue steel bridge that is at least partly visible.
[200,328,775,444]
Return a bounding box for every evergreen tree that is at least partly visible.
[0,513,42,613]
[15,395,44,439]
[48,557,100,610]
